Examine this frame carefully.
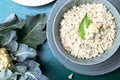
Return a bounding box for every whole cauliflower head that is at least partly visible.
[0,48,12,70]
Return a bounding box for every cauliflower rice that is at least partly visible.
[60,4,116,59]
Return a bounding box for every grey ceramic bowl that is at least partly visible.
[52,0,120,65]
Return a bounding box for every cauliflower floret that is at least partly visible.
[0,48,12,70]
[85,22,102,39]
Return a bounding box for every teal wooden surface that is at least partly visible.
[38,42,120,80]
[0,0,120,80]
[0,0,53,22]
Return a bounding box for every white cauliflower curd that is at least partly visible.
[0,48,13,70]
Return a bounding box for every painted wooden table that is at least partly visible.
[0,0,120,80]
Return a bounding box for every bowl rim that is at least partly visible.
[52,0,120,65]
[47,0,120,76]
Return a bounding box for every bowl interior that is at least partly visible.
[53,0,120,65]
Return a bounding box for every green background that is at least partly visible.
[0,0,120,80]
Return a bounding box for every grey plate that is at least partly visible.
[47,0,120,76]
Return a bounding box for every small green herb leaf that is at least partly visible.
[78,13,91,39]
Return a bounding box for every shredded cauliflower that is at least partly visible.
[60,4,116,59]
[85,22,102,39]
